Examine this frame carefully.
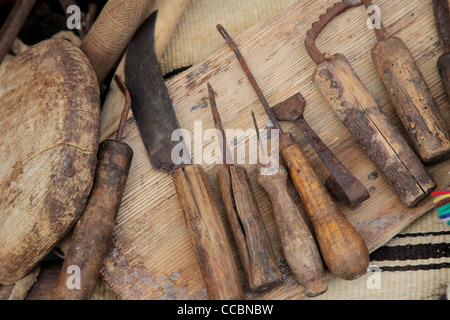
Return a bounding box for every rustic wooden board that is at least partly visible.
[101,0,450,299]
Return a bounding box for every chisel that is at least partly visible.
[217,24,369,281]
[207,83,282,293]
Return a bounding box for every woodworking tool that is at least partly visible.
[272,93,370,209]
[52,75,133,300]
[125,12,244,300]
[207,82,282,293]
[251,112,327,297]
[0,0,36,64]
[217,24,369,281]
[305,0,436,207]
[433,0,450,101]
[364,0,450,164]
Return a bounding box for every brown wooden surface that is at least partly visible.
[257,163,327,297]
[52,140,133,300]
[101,0,450,299]
[314,53,437,207]
[172,165,244,300]
[280,135,369,280]
[0,39,100,285]
[217,165,282,292]
[371,37,450,164]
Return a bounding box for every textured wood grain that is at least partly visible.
[101,0,450,299]
[0,39,100,285]
[217,165,282,292]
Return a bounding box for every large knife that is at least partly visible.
[125,12,244,300]
[433,0,450,100]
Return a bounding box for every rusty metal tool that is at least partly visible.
[433,0,450,101]
[272,93,370,209]
[125,12,244,300]
[217,24,369,281]
[364,0,450,164]
[305,0,436,207]
[207,83,282,293]
[251,112,327,297]
[52,75,133,300]
[0,0,36,64]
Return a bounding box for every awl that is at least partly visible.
[125,12,244,300]
[433,0,450,101]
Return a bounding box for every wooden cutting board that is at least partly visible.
[101,0,450,299]
[0,39,100,285]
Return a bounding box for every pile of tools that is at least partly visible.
[0,0,449,300]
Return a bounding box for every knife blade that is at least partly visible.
[124,11,244,300]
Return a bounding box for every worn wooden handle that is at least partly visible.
[257,165,327,297]
[372,37,450,164]
[280,133,369,280]
[80,0,154,84]
[172,164,244,300]
[52,140,133,300]
[438,52,450,101]
[217,166,282,292]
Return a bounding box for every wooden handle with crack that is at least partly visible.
[172,164,244,300]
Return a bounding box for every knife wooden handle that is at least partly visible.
[257,165,327,297]
[52,140,133,300]
[280,133,369,280]
[172,164,244,300]
[217,165,282,292]
[438,52,450,101]
[80,0,154,84]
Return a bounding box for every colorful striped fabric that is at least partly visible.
[432,191,450,226]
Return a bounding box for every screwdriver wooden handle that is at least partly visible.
[257,164,327,297]
[52,140,133,300]
[172,164,244,300]
[80,0,153,84]
[280,133,369,280]
[217,165,282,292]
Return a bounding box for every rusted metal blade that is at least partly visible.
[125,11,187,174]
[433,0,450,53]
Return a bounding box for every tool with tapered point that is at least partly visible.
[52,75,133,300]
[305,0,436,207]
[207,83,282,293]
[125,12,243,300]
[272,93,370,209]
[217,24,369,280]
[364,0,450,164]
[433,0,450,101]
[251,112,327,297]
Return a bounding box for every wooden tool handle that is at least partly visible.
[172,164,244,300]
[257,165,327,297]
[371,37,450,164]
[438,52,450,100]
[80,0,154,84]
[52,140,133,300]
[217,166,282,292]
[280,133,369,280]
